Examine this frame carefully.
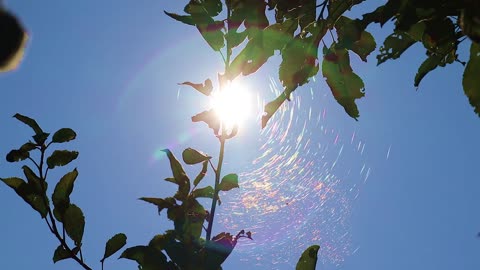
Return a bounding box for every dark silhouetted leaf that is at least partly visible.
[334,16,376,61]
[218,173,239,191]
[139,197,176,214]
[148,231,175,251]
[205,232,237,268]
[193,160,208,186]
[327,0,365,27]
[52,128,76,143]
[296,245,320,270]
[52,169,78,221]
[460,7,480,43]
[52,245,70,263]
[13,113,43,135]
[32,132,50,145]
[0,177,48,218]
[179,79,213,96]
[22,165,46,194]
[262,93,288,128]
[64,204,85,245]
[191,186,214,199]
[322,45,365,120]
[378,32,416,65]
[192,109,220,135]
[0,10,28,72]
[20,142,37,151]
[463,43,480,116]
[6,149,29,162]
[164,11,195,26]
[120,245,168,270]
[176,198,206,240]
[47,150,79,169]
[101,233,127,262]
[182,147,211,165]
[161,149,190,200]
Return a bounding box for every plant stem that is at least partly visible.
[206,137,226,241]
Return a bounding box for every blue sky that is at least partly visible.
[0,1,479,270]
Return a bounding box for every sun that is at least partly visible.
[210,81,253,130]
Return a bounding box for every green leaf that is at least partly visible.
[52,169,78,221]
[47,150,79,169]
[32,132,50,145]
[334,16,376,61]
[296,245,320,270]
[192,109,220,135]
[20,142,37,151]
[0,177,49,218]
[149,231,175,251]
[191,186,214,199]
[119,245,168,270]
[53,245,73,263]
[0,10,28,72]
[22,165,46,194]
[179,79,213,96]
[164,11,195,26]
[52,128,77,143]
[227,36,275,80]
[6,149,29,162]
[327,0,365,27]
[101,233,127,262]
[414,54,443,87]
[64,204,85,245]
[262,92,288,128]
[139,197,176,214]
[463,43,480,116]
[13,113,43,135]
[182,147,211,165]
[193,160,208,186]
[161,149,191,201]
[218,174,239,191]
[322,45,365,120]
[378,32,416,65]
[460,8,480,43]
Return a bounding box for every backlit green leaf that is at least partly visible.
[192,109,220,135]
[52,128,76,143]
[182,147,211,165]
[164,11,195,26]
[179,79,213,96]
[52,169,78,221]
[47,150,79,169]
[218,174,239,191]
[193,160,209,186]
[120,245,168,270]
[296,245,320,270]
[161,149,190,201]
[378,32,416,65]
[0,177,48,218]
[140,197,176,214]
[101,233,127,262]
[64,204,85,245]
[463,43,480,116]
[191,186,214,199]
[322,45,365,120]
[22,165,46,194]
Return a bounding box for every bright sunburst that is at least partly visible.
[210,81,252,130]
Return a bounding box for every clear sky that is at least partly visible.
[1,1,479,270]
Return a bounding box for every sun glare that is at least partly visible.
[210,81,252,130]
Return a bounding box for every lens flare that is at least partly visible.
[211,81,252,130]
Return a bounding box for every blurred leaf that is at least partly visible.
[120,245,168,270]
[6,149,29,162]
[13,113,43,135]
[164,11,195,25]
[101,233,127,262]
[218,174,239,191]
[460,7,480,43]
[52,128,76,143]
[0,177,49,218]
[47,150,79,169]
[193,160,209,186]
[182,147,211,165]
[463,43,480,116]
[179,79,213,96]
[191,186,214,199]
[322,45,365,120]
[0,10,28,72]
[296,245,320,270]
[139,197,176,214]
[327,0,365,27]
[64,204,85,245]
[52,245,70,263]
[161,149,191,201]
[192,109,220,135]
[52,169,78,221]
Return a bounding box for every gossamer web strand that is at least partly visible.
[218,78,372,268]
